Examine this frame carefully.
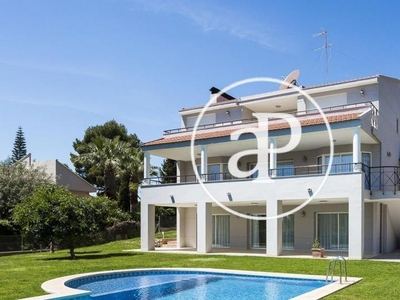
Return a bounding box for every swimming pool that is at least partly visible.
[67,269,327,300]
[28,268,362,300]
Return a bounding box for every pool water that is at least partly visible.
[66,270,328,300]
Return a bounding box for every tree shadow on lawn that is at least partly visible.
[74,250,101,254]
[39,252,143,261]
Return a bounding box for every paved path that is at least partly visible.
[368,248,400,262]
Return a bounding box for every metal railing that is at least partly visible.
[163,101,378,135]
[363,165,400,194]
[145,172,238,185]
[144,163,360,185]
[0,235,23,252]
[144,163,400,194]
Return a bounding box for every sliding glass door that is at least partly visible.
[282,215,294,249]
[251,214,294,249]
[212,215,230,247]
[251,216,266,248]
[317,213,348,250]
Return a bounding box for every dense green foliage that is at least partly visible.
[0,163,51,220]
[160,158,177,183]
[156,158,177,224]
[1,235,400,300]
[73,136,131,200]
[13,185,129,259]
[0,157,12,166]
[70,121,143,213]
[11,126,27,163]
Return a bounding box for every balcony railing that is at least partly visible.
[164,101,379,135]
[364,165,400,194]
[143,163,400,194]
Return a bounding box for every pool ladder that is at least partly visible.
[326,256,347,284]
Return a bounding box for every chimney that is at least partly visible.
[209,87,235,103]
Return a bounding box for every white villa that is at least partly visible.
[139,74,400,259]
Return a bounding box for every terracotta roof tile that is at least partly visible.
[142,110,363,147]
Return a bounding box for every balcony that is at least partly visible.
[143,163,400,194]
[163,101,378,136]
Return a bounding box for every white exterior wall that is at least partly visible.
[178,144,374,181]
[197,202,212,253]
[180,202,376,253]
[305,93,347,110]
[382,204,398,253]
[141,174,363,206]
[142,172,366,258]
[142,76,400,258]
[140,203,155,251]
[177,207,197,248]
[377,77,400,166]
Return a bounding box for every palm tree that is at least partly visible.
[72,136,131,200]
[120,147,144,213]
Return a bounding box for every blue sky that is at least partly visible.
[1,0,399,168]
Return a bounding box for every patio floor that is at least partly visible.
[131,247,400,261]
[146,247,351,260]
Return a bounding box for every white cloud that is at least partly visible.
[132,0,275,49]
[0,59,112,80]
[0,96,108,116]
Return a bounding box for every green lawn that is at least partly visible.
[1,234,399,299]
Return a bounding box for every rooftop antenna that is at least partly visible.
[313,28,332,84]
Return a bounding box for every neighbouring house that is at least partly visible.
[21,153,96,196]
[139,74,400,259]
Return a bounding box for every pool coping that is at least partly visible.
[20,268,362,300]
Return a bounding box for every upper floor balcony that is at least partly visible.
[143,163,400,195]
[163,101,378,136]
[141,101,389,197]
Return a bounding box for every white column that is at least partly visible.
[200,146,208,181]
[197,202,212,253]
[353,127,361,171]
[372,203,381,254]
[176,161,182,183]
[381,205,388,253]
[348,192,364,259]
[266,199,282,256]
[269,138,277,178]
[177,207,185,248]
[143,151,151,184]
[140,203,155,251]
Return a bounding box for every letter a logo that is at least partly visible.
[228,113,301,182]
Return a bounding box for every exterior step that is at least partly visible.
[161,238,177,248]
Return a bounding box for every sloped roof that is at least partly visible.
[142,107,365,147]
[20,154,96,194]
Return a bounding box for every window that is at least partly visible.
[317,213,348,250]
[282,214,294,250]
[277,161,295,177]
[362,152,371,167]
[208,164,221,181]
[251,215,266,248]
[251,214,294,249]
[249,162,258,179]
[186,113,216,128]
[212,215,230,247]
[248,161,294,178]
[317,152,371,174]
[197,164,221,181]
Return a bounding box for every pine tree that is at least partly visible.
[160,158,177,183]
[11,127,27,163]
